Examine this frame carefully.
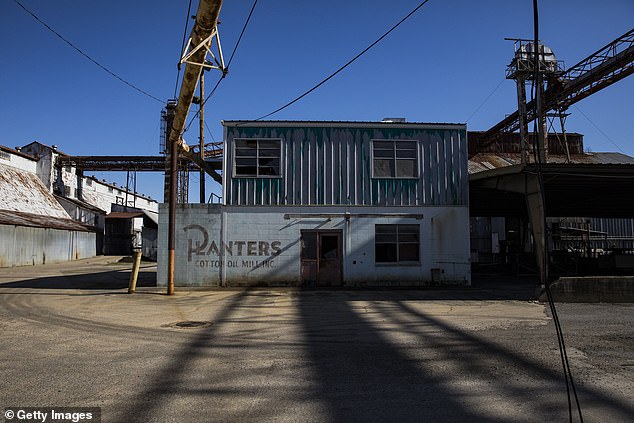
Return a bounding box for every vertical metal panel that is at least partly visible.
[224,124,468,207]
[0,224,95,267]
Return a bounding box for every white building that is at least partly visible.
[158,120,471,287]
[0,145,95,267]
[0,142,160,265]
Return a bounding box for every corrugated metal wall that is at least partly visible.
[224,124,468,207]
[0,225,96,267]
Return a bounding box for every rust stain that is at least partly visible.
[469,152,634,175]
[0,164,70,218]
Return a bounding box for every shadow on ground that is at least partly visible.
[110,286,632,422]
[0,266,157,290]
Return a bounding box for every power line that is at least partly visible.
[174,0,194,99]
[252,0,433,121]
[185,0,259,132]
[12,0,164,104]
[225,0,259,70]
[466,78,506,123]
[573,105,625,154]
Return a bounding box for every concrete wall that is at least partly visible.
[0,224,96,267]
[157,204,471,287]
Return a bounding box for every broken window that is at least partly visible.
[375,224,420,263]
[234,138,281,177]
[372,140,418,178]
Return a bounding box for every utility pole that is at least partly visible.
[199,72,206,204]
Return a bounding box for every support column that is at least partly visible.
[525,177,548,287]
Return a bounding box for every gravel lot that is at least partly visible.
[0,258,632,422]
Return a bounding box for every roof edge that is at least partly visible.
[222,120,466,131]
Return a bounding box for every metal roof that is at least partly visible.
[469,152,634,175]
[54,195,105,214]
[0,209,95,232]
[106,211,145,219]
[0,163,71,218]
[0,145,37,161]
[470,162,634,218]
[222,120,466,130]
[106,210,158,227]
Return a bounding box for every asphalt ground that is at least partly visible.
[0,257,632,422]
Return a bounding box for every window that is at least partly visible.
[86,179,93,187]
[108,187,113,193]
[375,224,420,263]
[372,140,418,178]
[0,151,10,161]
[234,138,281,177]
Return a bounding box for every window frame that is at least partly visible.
[374,224,421,265]
[371,139,419,179]
[232,138,282,178]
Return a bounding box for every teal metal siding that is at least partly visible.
[223,123,468,207]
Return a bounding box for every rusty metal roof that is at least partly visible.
[0,209,95,232]
[54,194,105,214]
[0,145,37,161]
[0,163,71,218]
[106,211,145,219]
[469,152,634,174]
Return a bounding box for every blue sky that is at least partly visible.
[2,0,633,202]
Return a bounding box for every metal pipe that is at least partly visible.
[167,139,177,295]
[167,0,223,295]
[199,72,206,204]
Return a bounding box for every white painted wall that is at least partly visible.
[0,149,37,173]
[157,204,471,287]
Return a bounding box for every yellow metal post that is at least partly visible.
[128,249,143,294]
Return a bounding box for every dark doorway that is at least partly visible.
[300,230,343,287]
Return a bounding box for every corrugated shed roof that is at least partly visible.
[469,152,634,174]
[0,163,71,218]
[106,211,145,219]
[54,194,105,214]
[0,209,94,232]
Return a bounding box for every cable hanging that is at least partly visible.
[12,0,165,104]
[531,1,583,421]
[174,0,194,99]
[252,0,432,121]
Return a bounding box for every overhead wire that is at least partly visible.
[251,0,433,122]
[12,0,164,104]
[184,0,259,133]
[466,78,506,123]
[174,0,194,99]
[573,105,626,154]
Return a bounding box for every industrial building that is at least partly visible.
[0,142,159,267]
[0,145,95,266]
[158,120,471,287]
[469,133,634,276]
